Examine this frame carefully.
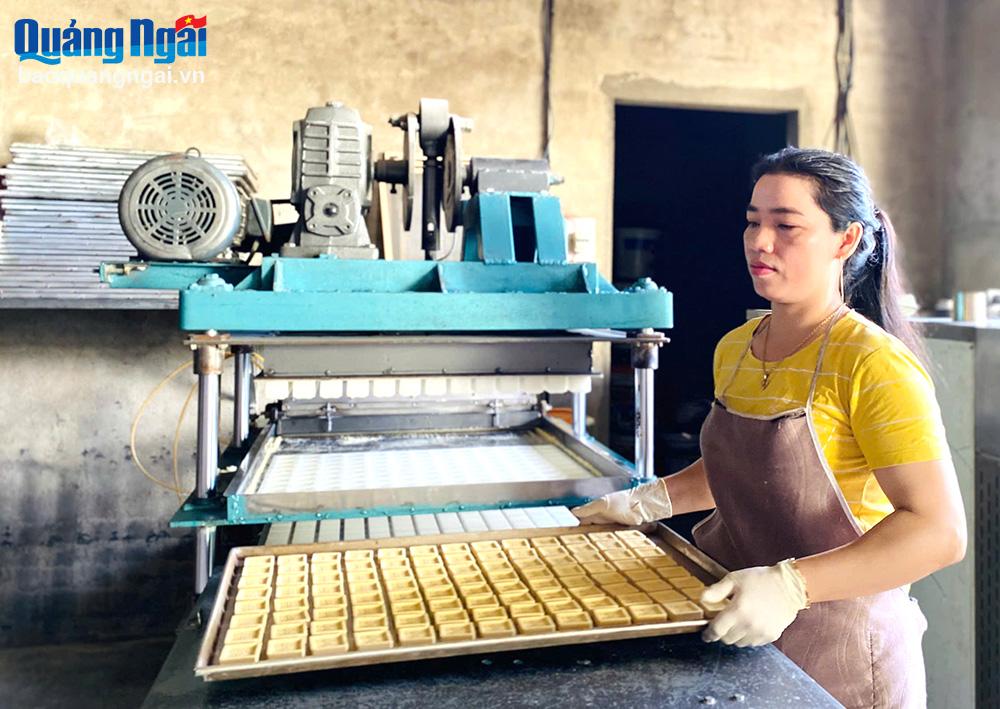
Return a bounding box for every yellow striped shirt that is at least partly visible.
[712,309,948,532]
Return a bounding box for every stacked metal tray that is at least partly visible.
[195,523,726,681]
[0,143,257,306]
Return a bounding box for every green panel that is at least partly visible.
[437,263,586,294]
[273,258,441,293]
[100,261,253,289]
[170,480,651,528]
[531,194,569,264]
[103,257,673,334]
[170,495,230,527]
[178,290,672,332]
[274,259,592,294]
[477,192,516,263]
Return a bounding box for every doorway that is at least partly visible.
[609,104,793,481]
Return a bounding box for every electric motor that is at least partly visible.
[118,150,242,261]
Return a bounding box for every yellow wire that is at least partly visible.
[131,350,266,501]
[130,359,190,495]
[169,352,264,501]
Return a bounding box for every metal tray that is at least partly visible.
[223,418,639,523]
[195,523,726,681]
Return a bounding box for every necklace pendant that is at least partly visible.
[761,372,771,389]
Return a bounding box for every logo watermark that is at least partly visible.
[13,15,207,65]
[17,65,205,89]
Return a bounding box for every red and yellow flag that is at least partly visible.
[174,15,207,32]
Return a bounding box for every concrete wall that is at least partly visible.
[0,311,205,646]
[943,0,1000,294]
[0,1,955,645]
[548,0,949,306]
[0,1,951,299]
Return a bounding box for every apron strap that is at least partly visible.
[805,304,847,409]
[718,317,767,403]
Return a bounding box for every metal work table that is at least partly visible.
[143,576,838,708]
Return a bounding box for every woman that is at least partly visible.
[573,147,966,708]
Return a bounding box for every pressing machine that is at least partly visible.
[102,98,672,598]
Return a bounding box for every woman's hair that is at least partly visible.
[750,147,925,361]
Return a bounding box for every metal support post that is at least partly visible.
[234,347,253,447]
[632,330,659,479]
[195,527,216,595]
[572,391,587,439]
[195,345,224,497]
[193,343,224,594]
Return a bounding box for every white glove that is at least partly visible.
[701,559,809,647]
[571,478,673,525]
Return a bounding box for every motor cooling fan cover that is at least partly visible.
[118,152,241,261]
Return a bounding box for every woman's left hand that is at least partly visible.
[701,560,809,647]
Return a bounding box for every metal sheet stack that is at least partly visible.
[0,143,258,307]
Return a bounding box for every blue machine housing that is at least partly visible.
[103,191,671,528]
[102,193,673,333]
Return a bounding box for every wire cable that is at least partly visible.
[831,0,857,156]
[541,0,555,162]
[168,351,266,502]
[130,359,191,496]
[133,351,268,502]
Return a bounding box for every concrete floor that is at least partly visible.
[0,636,173,708]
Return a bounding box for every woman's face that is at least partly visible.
[743,173,845,305]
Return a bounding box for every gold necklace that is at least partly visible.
[759,304,844,390]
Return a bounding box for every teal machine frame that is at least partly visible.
[104,191,672,592]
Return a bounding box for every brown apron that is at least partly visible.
[693,313,928,709]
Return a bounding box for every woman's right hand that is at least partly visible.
[571,478,673,525]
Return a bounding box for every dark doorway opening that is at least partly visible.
[609,104,792,487]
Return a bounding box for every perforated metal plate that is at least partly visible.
[262,506,581,545]
[256,443,593,495]
[225,421,637,522]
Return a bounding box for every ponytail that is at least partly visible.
[845,208,927,364]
